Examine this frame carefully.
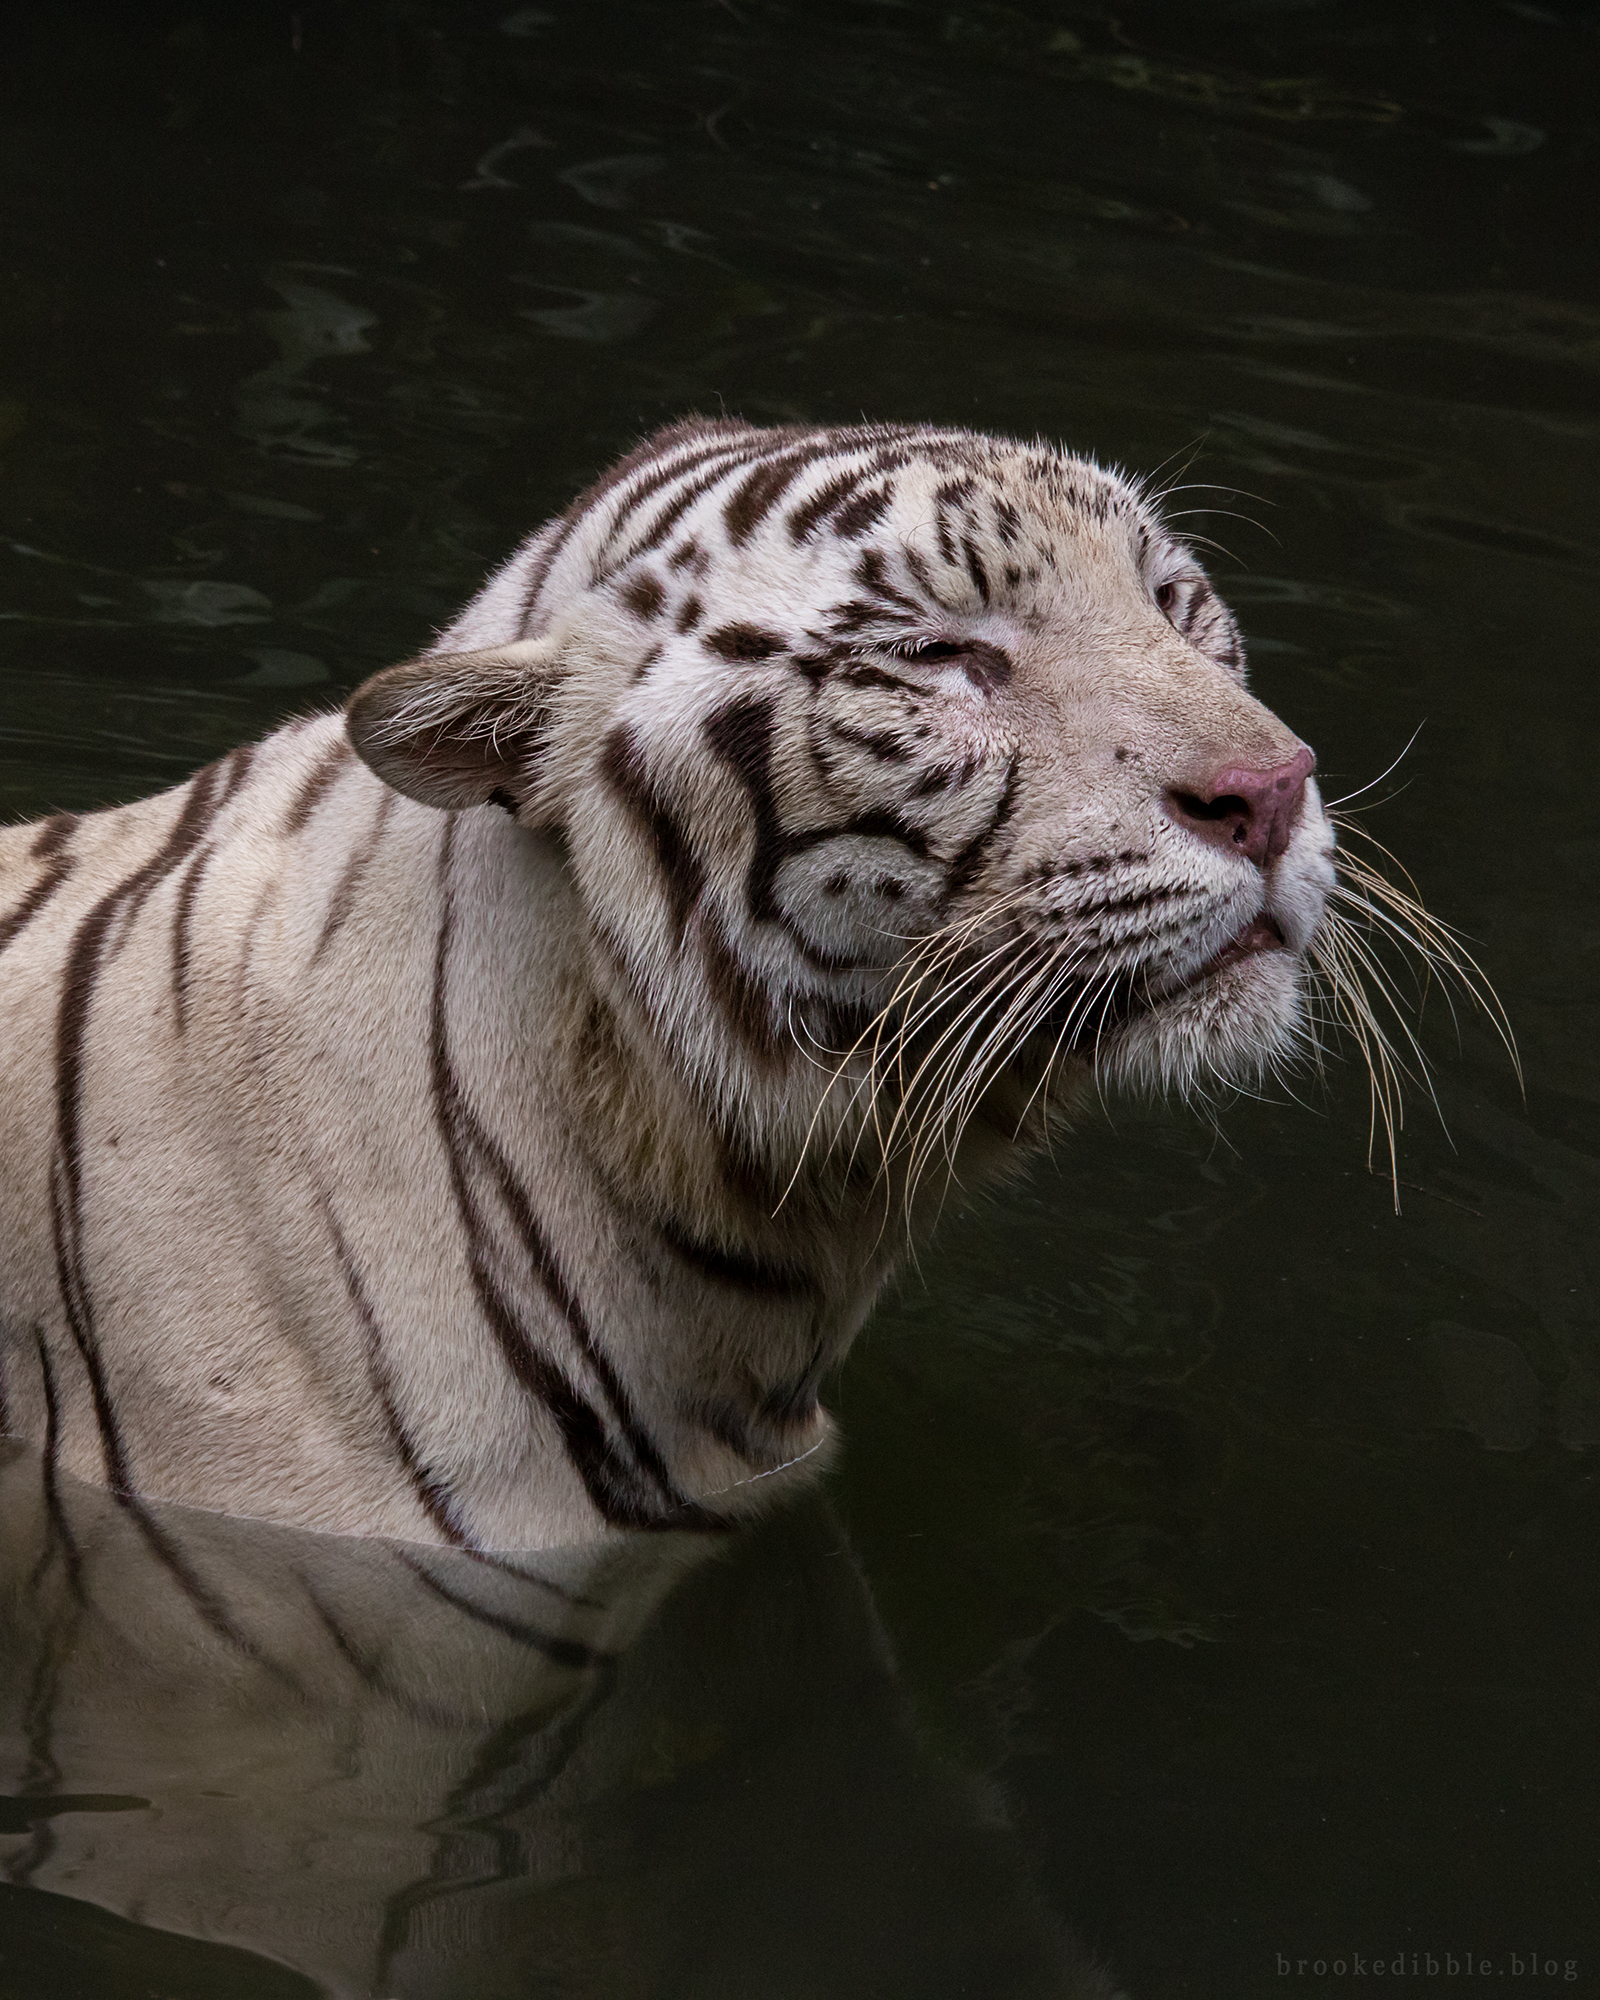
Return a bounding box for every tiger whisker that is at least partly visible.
[1005,942,1099,1137]
[1321,724,1426,811]
[1147,478,1277,514]
[911,940,1069,1203]
[1158,505,1281,549]
[1331,833,1519,1083]
[897,931,1066,1213]
[936,944,1105,1192]
[1309,915,1406,1197]
[798,910,1042,1212]
[779,893,1035,1204]
[1167,531,1243,568]
[1138,438,1210,502]
[887,938,1040,1181]
[1335,853,1509,1018]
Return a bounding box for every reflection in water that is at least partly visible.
[0,1443,1121,1998]
[236,276,377,466]
[1,0,1596,1990]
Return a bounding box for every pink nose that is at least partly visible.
[1164,747,1316,868]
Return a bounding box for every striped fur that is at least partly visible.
[0,419,1335,1545]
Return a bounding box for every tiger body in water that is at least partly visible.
[0,418,1337,1548]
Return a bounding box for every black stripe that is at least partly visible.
[107,1533,279,1677]
[803,709,841,793]
[825,597,916,636]
[668,536,703,572]
[588,904,674,1043]
[518,427,755,635]
[830,720,912,763]
[30,812,78,863]
[904,545,956,610]
[961,534,991,606]
[698,911,787,1068]
[297,1580,490,1730]
[705,623,787,662]
[832,482,893,540]
[839,662,924,696]
[7,1655,63,1888]
[1178,579,1208,634]
[761,1341,826,1425]
[787,464,869,543]
[956,639,1013,691]
[603,439,777,576]
[396,1552,607,1669]
[912,750,981,797]
[474,1114,705,1517]
[706,693,925,971]
[430,930,623,1512]
[598,726,704,945]
[47,1161,112,1474]
[791,647,840,686]
[704,695,783,923]
[301,1584,386,1691]
[689,1394,763,1461]
[945,752,1020,898]
[41,748,260,1643]
[723,447,820,547]
[429,840,724,1532]
[823,808,930,858]
[935,497,959,567]
[619,570,666,620]
[0,814,78,959]
[50,749,252,1500]
[45,1172,273,1656]
[280,739,351,836]
[235,877,278,994]
[32,1331,86,1605]
[686,1340,825,1466]
[595,425,772,561]
[460,1544,604,1609]
[169,842,214,1034]
[852,547,923,615]
[313,789,393,963]
[320,1195,473,1549]
[656,1215,811,1296]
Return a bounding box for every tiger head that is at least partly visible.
[349,419,1336,1198]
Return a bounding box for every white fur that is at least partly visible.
[0,420,1333,1545]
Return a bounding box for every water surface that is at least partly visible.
[1,3,1596,1995]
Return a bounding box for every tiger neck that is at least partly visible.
[560,939,902,1289]
[451,810,1037,1507]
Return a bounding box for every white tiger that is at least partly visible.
[0,417,1338,1549]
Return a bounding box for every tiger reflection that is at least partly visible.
[0,1440,1124,1999]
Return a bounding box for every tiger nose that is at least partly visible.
[1164,747,1316,869]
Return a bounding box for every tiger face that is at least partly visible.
[352,420,1335,1187]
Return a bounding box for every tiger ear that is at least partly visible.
[345,638,565,813]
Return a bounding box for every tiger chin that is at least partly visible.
[0,418,1337,1549]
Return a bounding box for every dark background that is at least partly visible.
[1,3,1597,1994]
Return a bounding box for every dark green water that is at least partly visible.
[2,2,1596,1995]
